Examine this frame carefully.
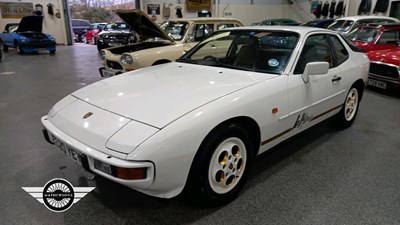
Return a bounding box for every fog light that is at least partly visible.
[115,167,147,180]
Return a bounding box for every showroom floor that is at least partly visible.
[0,44,400,225]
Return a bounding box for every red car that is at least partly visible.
[85,23,106,45]
[367,49,400,90]
[347,23,400,52]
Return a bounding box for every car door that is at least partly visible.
[287,33,347,132]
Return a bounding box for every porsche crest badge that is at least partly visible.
[83,112,93,119]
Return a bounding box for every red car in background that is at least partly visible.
[367,49,400,91]
[347,23,400,52]
[86,23,106,44]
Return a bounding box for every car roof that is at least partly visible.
[224,25,336,35]
[336,16,399,21]
[360,22,400,27]
[167,17,243,23]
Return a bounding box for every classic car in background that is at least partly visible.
[300,19,335,28]
[0,16,56,54]
[346,23,400,53]
[252,18,299,26]
[99,10,243,77]
[96,22,136,51]
[327,16,400,35]
[367,49,400,91]
[42,26,369,204]
[71,19,91,43]
[86,23,107,45]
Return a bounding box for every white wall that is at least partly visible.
[141,0,358,26]
[0,0,69,45]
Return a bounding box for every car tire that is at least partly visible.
[184,123,254,205]
[97,44,103,52]
[81,34,86,44]
[15,41,24,54]
[50,50,56,55]
[2,42,8,52]
[332,85,362,128]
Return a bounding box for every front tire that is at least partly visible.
[15,41,24,54]
[333,85,361,128]
[184,123,253,205]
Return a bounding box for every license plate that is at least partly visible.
[51,135,82,164]
[367,79,387,89]
[101,69,115,77]
[94,159,112,175]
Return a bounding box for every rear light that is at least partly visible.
[115,167,147,180]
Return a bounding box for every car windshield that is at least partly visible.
[9,25,18,33]
[328,20,354,32]
[103,23,129,31]
[160,21,189,41]
[347,27,379,42]
[177,30,299,74]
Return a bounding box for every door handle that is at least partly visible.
[332,76,342,82]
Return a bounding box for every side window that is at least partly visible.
[329,35,349,66]
[193,24,214,41]
[294,34,333,74]
[217,23,235,30]
[377,30,399,44]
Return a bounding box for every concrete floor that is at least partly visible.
[0,44,400,225]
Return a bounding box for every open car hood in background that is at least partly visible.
[115,9,174,42]
[17,15,43,33]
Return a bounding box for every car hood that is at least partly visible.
[116,9,173,43]
[72,63,276,128]
[367,49,400,65]
[17,15,43,33]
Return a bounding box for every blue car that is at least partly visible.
[0,15,56,54]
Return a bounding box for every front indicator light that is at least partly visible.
[115,167,147,180]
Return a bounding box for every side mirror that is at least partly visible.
[301,62,329,83]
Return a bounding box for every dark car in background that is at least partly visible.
[71,19,91,43]
[96,22,136,51]
[301,19,335,28]
[252,18,299,26]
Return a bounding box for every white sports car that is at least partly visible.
[42,26,369,204]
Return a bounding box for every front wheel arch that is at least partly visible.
[182,117,260,205]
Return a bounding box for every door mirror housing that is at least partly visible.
[301,62,329,83]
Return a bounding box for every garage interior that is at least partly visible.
[1,0,400,224]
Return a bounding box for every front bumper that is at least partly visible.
[20,41,56,52]
[41,115,155,190]
[99,67,123,77]
[368,74,400,90]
